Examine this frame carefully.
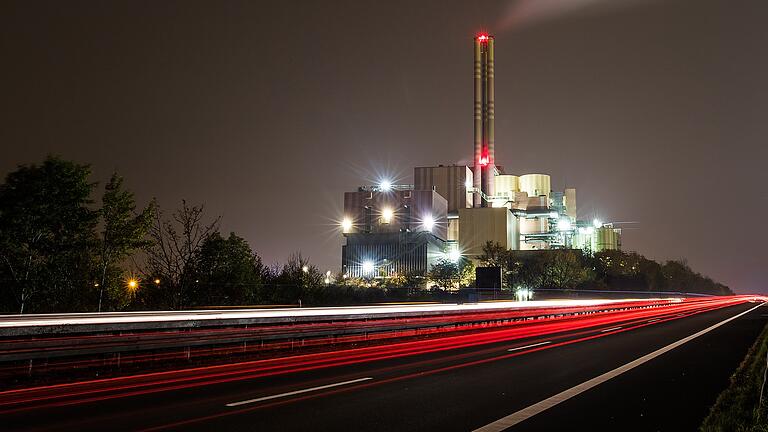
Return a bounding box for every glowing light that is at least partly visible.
[448,249,461,263]
[479,157,489,166]
[326,270,332,277]
[380,180,392,191]
[381,207,393,224]
[593,219,603,228]
[477,34,489,41]
[422,214,435,232]
[154,279,161,285]
[324,277,331,284]
[341,217,353,232]
[302,265,309,273]
[557,219,572,231]
[515,288,533,302]
[362,260,375,275]
[127,279,138,290]
[3,298,749,329]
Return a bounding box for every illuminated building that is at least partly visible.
[340,186,448,278]
[339,33,622,277]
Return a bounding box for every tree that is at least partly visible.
[0,157,98,313]
[428,258,473,290]
[143,201,220,309]
[187,232,267,306]
[269,253,323,305]
[479,241,507,269]
[543,250,591,290]
[96,174,155,311]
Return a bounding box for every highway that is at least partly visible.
[0,299,654,334]
[0,298,765,431]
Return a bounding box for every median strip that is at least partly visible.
[225,377,373,407]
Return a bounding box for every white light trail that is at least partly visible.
[0,299,676,329]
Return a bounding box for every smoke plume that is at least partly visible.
[498,0,651,31]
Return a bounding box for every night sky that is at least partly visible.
[2,0,766,293]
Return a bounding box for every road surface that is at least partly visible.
[1,300,764,431]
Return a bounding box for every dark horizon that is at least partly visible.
[2,0,766,293]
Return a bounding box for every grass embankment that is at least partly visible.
[701,321,768,431]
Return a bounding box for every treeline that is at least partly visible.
[479,242,733,295]
[0,159,263,312]
[0,157,430,313]
[0,157,732,314]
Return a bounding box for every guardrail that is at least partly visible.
[1,298,698,364]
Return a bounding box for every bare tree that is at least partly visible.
[143,200,220,309]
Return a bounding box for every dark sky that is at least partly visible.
[2,0,766,293]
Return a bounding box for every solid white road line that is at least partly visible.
[647,319,660,323]
[600,326,623,333]
[226,377,373,407]
[507,341,551,352]
[473,303,764,432]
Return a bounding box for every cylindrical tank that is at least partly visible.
[595,227,620,251]
[494,175,519,198]
[520,174,551,201]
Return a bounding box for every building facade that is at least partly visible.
[338,33,622,278]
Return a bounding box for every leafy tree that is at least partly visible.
[0,157,98,313]
[428,259,459,290]
[543,250,591,290]
[505,251,546,290]
[458,259,475,287]
[428,258,473,290]
[479,241,507,269]
[268,253,322,305]
[96,174,155,311]
[187,232,267,306]
[143,200,220,309]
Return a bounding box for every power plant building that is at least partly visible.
[339,33,622,279]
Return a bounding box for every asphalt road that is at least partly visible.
[3,301,765,431]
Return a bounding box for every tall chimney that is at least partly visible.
[473,34,495,208]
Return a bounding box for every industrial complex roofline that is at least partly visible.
[337,33,622,278]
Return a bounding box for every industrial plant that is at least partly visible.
[340,34,621,279]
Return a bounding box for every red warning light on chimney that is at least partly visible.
[477,34,489,42]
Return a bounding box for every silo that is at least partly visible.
[520,174,551,201]
[595,226,620,251]
[494,175,519,199]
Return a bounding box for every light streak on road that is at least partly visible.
[0,299,670,328]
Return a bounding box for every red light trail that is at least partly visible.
[0,296,760,415]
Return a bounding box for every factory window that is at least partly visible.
[363,207,372,233]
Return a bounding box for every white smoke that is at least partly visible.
[498,0,651,31]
